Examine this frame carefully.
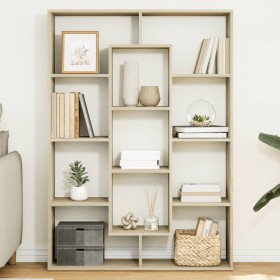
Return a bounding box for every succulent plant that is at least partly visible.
[192,114,210,122]
[190,114,211,126]
[69,160,90,187]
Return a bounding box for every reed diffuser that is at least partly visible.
[144,189,159,231]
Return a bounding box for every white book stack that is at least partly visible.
[120,150,161,169]
[180,183,221,203]
[173,126,228,139]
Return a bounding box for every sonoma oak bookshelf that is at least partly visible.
[48,10,233,270]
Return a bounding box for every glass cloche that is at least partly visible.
[186,99,216,126]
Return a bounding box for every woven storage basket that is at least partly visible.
[174,229,221,266]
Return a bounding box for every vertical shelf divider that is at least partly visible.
[139,235,143,268]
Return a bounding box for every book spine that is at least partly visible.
[194,39,207,74]
[121,151,161,156]
[217,37,226,74]
[207,37,219,74]
[174,126,229,133]
[120,160,159,166]
[181,192,221,196]
[180,197,221,202]
[202,219,213,236]
[177,132,227,139]
[51,92,56,138]
[69,92,75,139]
[64,92,70,139]
[225,38,230,74]
[120,166,160,170]
[59,93,65,138]
[195,217,205,237]
[121,155,160,161]
[201,38,214,74]
[74,92,80,138]
[56,93,60,138]
[79,93,94,138]
[209,221,219,236]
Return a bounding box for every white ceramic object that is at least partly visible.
[70,185,88,201]
[123,61,139,106]
[139,86,160,106]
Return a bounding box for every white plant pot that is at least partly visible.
[70,185,88,201]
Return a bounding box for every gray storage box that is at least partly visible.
[57,246,104,266]
[55,221,104,266]
[56,221,104,246]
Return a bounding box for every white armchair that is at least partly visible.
[0,151,23,267]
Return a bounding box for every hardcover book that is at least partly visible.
[79,93,94,138]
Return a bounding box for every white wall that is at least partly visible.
[1,0,280,262]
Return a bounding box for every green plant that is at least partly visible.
[253,133,280,211]
[69,160,90,187]
[192,114,210,123]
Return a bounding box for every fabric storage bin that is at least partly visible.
[57,246,104,266]
[56,221,104,247]
[174,229,221,266]
[55,221,104,265]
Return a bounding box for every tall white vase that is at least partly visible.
[123,61,139,106]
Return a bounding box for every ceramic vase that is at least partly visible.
[123,61,139,106]
[139,86,160,106]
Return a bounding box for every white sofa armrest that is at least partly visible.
[0,151,22,267]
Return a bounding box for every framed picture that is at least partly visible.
[61,31,99,74]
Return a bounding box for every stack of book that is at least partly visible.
[120,150,161,169]
[51,92,94,139]
[195,216,219,237]
[173,125,228,139]
[180,183,221,203]
[194,37,229,74]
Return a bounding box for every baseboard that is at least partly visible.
[17,246,230,262]
[233,249,280,262]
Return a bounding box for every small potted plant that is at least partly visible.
[68,160,90,201]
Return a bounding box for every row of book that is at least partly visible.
[173,125,228,139]
[181,183,221,203]
[195,216,219,237]
[194,37,229,74]
[120,150,161,169]
[51,92,94,139]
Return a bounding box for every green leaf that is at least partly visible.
[253,183,280,211]
[259,133,280,151]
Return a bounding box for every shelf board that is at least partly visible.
[111,106,170,111]
[142,259,232,270]
[172,137,231,143]
[172,74,231,79]
[50,137,109,142]
[48,259,232,271]
[50,73,109,78]
[172,197,231,207]
[51,197,109,207]
[110,225,170,236]
[48,259,139,270]
[112,166,170,174]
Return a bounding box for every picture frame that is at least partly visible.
[61,31,99,74]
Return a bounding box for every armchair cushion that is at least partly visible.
[0,131,9,157]
[0,151,22,267]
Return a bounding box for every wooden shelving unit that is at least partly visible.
[48,9,233,271]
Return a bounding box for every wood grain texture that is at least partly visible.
[1,263,280,279]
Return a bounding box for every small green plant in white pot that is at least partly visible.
[69,160,90,201]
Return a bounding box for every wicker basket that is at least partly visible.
[174,229,221,266]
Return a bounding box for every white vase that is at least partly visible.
[70,185,88,201]
[123,61,139,106]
